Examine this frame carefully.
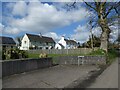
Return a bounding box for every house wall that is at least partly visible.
[57,36,77,49]
[58,36,67,49]
[30,42,55,49]
[55,43,62,49]
[20,34,30,50]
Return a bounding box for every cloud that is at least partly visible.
[12,1,27,17]
[109,25,118,42]
[43,32,61,42]
[3,2,90,35]
[71,25,90,43]
[4,27,20,35]
[92,27,102,37]
[71,25,103,43]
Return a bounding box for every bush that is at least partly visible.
[88,49,105,56]
[2,48,28,60]
[39,53,47,58]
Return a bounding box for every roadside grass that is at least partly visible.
[106,49,118,64]
[28,53,40,58]
[88,49,118,64]
[87,49,105,56]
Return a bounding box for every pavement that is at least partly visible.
[88,58,118,88]
[3,65,97,88]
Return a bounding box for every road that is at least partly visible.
[3,65,97,88]
[88,58,118,88]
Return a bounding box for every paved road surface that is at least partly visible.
[3,65,97,88]
[88,59,118,88]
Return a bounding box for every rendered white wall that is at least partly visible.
[20,34,30,50]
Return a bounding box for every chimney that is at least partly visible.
[74,39,76,41]
[67,37,70,40]
[39,33,42,37]
[61,36,65,40]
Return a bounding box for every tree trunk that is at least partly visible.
[99,19,111,53]
[100,30,108,52]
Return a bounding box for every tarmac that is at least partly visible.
[3,64,98,88]
[2,58,119,89]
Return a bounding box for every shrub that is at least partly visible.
[88,49,105,56]
[2,48,28,60]
[106,49,118,64]
[39,53,47,58]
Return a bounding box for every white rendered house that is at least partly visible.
[55,36,78,49]
[20,33,55,50]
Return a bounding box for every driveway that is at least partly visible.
[3,65,97,88]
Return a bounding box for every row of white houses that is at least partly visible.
[20,33,78,50]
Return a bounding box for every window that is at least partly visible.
[24,41,26,44]
[46,42,48,45]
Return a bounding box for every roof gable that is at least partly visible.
[0,36,16,45]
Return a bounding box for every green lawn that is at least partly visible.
[28,53,40,58]
[28,53,87,58]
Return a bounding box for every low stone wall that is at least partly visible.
[54,56,106,65]
[2,58,52,77]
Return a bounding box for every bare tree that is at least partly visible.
[84,1,119,52]
[67,1,119,52]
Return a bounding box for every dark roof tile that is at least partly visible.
[64,39,77,44]
[0,36,16,45]
[26,33,55,43]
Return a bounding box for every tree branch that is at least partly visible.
[114,7,119,14]
[104,6,113,18]
[83,1,97,11]
[104,2,120,18]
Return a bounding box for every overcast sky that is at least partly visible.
[0,0,118,43]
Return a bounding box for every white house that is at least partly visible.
[55,36,78,49]
[20,33,55,50]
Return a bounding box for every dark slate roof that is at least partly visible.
[64,39,77,45]
[0,36,16,45]
[58,43,64,48]
[26,33,55,43]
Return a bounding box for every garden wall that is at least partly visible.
[2,58,52,77]
[53,56,106,65]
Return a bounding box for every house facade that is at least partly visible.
[55,36,78,49]
[20,33,55,50]
[0,36,16,51]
